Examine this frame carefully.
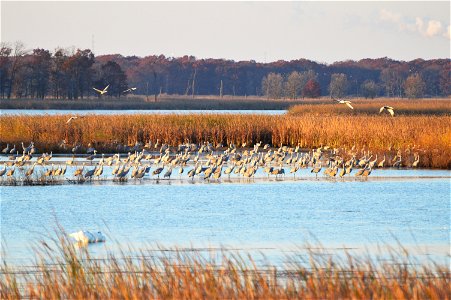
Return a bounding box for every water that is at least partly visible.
[0,109,286,116]
[1,172,449,264]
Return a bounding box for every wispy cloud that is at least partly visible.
[379,8,449,39]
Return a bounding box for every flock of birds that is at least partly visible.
[93,85,396,117]
[92,85,137,96]
[0,139,421,184]
[332,97,395,116]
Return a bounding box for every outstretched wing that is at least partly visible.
[379,107,385,113]
[387,108,395,117]
[93,87,102,93]
[103,85,110,92]
[345,102,354,110]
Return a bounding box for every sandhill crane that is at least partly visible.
[86,150,97,164]
[53,166,62,177]
[9,145,16,154]
[187,167,196,180]
[393,156,402,168]
[74,163,85,177]
[178,166,184,178]
[44,164,55,177]
[152,167,164,179]
[362,167,372,177]
[355,166,366,177]
[332,97,354,109]
[44,151,53,161]
[263,166,274,177]
[134,167,146,179]
[412,154,420,168]
[60,164,67,176]
[377,155,386,168]
[94,164,103,179]
[2,144,10,154]
[329,164,338,177]
[310,162,322,178]
[290,164,299,178]
[368,155,378,169]
[6,166,15,178]
[93,84,109,95]
[116,165,131,179]
[22,142,33,153]
[84,166,97,179]
[223,164,235,178]
[164,167,173,179]
[112,163,121,175]
[339,164,346,178]
[379,106,395,117]
[0,164,7,177]
[213,165,223,180]
[66,155,76,165]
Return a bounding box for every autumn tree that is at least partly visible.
[360,80,379,99]
[30,49,52,99]
[329,73,348,98]
[50,48,68,99]
[0,43,12,98]
[380,67,405,97]
[262,72,283,99]
[4,41,27,98]
[302,79,321,98]
[63,49,94,99]
[404,73,425,98]
[421,67,441,97]
[285,71,302,99]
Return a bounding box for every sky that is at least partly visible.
[1,1,450,63]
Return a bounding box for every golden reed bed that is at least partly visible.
[1,101,450,168]
[1,236,450,299]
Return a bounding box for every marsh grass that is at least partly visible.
[1,112,450,168]
[1,233,450,299]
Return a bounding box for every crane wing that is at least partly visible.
[345,102,354,110]
[103,85,110,91]
[379,107,385,113]
[387,108,395,117]
[93,88,102,93]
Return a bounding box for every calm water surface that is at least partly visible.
[1,175,449,263]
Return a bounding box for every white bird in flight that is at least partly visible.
[379,106,395,117]
[123,87,137,93]
[332,97,354,110]
[93,84,109,95]
[66,116,84,124]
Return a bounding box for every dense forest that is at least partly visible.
[0,42,449,100]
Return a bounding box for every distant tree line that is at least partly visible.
[0,41,449,99]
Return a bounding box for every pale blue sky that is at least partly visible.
[1,1,450,63]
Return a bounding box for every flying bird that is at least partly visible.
[93,84,109,95]
[66,116,84,124]
[123,87,137,93]
[332,97,354,110]
[379,106,395,117]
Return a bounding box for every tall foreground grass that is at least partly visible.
[1,237,450,299]
[1,113,450,168]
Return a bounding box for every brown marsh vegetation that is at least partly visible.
[2,112,450,168]
[1,236,450,299]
